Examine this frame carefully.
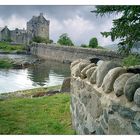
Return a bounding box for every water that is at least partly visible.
[0,54,70,93]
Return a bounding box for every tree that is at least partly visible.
[92,6,140,54]
[57,33,74,46]
[89,37,98,48]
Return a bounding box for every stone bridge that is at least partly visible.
[30,43,123,63]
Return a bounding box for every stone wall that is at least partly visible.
[30,43,123,62]
[70,59,140,135]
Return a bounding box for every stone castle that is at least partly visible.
[0,13,50,44]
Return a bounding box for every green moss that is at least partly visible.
[122,54,140,67]
[0,87,75,134]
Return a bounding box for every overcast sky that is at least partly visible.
[0,5,120,46]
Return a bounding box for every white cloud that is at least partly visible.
[0,12,119,46]
[47,15,96,45]
[47,14,118,46]
[0,14,26,29]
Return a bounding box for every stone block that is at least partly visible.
[113,73,135,97]
[96,61,120,87]
[102,67,127,93]
[124,74,140,101]
[134,88,140,107]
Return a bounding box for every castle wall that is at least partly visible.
[0,27,11,41]
[27,13,49,40]
[0,13,49,44]
[30,43,123,62]
[70,59,140,135]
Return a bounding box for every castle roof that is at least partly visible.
[0,26,10,32]
[27,13,49,25]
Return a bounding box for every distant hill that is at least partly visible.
[103,43,140,54]
[103,44,118,52]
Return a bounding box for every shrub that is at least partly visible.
[80,44,88,48]
[32,36,49,44]
[122,54,140,67]
[89,37,98,48]
[57,33,74,46]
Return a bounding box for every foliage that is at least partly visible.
[92,6,140,54]
[0,58,13,68]
[0,42,25,52]
[32,36,50,44]
[122,54,140,67]
[57,33,74,46]
[0,87,75,134]
[80,44,88,48]
[89,37,98,48]
[49,39,54,44]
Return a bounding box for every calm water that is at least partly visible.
[0,54,70,93]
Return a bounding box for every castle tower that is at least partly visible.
[27,13,50,40]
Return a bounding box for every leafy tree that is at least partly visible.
[57,33,74,46]
[92,6,140,54]
[32,36,49,44]
[89,37,98,48]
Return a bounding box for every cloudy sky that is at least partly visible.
[0,5,120,46]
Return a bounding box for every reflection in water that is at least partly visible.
[28,60,70,86]
[0,55,70,93]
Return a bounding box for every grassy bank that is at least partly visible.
[122,54,140,67]
[0,41,25,52]
[0,58,13,68]
[0,86,75,135]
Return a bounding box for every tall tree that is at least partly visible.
[57,33,74,46]
[89,37,98,48]
[92,6,140,54]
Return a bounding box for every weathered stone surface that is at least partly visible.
[95,126,105,135]
[70,59,140,135]
[96,61,120,87]
[134,112,140,128]
[118,107,136,120]
[113,73,135,97]
[108,116,128,134]
[86,92,102,119]
[71,59,82,68]
[86,67,97,80]
[103,110,108,123]
[89,69,97,84]
[97,60,104,66]
[60,77,71,92]
[124,74,140,101]
[131,122,140,134]
[134,88,140,107]
[102,67,127,93]
[81,63,95,79]
[71,61,90,77]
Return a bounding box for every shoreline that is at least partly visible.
[0,85,62,101]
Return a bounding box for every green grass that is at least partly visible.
[122,54,140,67]
[0,58,13,68]
[0,87,75,135]
[0,41,25,52]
